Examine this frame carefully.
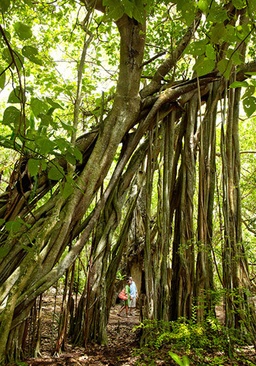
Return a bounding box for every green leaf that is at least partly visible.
[28,158,40,177]
[182,1,195,26]
[36,136,55,155]
[103,0,124,21]
[55,137,69,152]
[232,0,246,10]
[22,45,43,65]
[60,121,75,134]
[48,164,65,181]
[122,0,134,18]
[73,147,83,163]
[207,3,228,23]
[38,114,53,129]
[242,85,255,99]
[243,96,256,117]
[2,106,21,127]
[244,71,256,76]
[217,58,232,79]
[108,5,124,21]
[8,87,25,104]
[189,40,207,57]
[31,98,49,117]
[248,0,256,14]
[250,80,256,87]
[0,68,6,89]
[210,24,226,43]
[46,97,63,110]
[229,49,243,66]
[169,352,183,366]
[182,356,190,366]
[0,245,9,259]
[0,0,10,13]
[223,25,237,43]
[2,48,12,64]
[169,352,190,366]
[61,180,74,199]
[197,0,209,13]
[229,81,248,88]
[205,44,215,60]
[14,22,33,40]
[0,135,15,149]
[2,48,24,71]
[133,0,146,23]
[5,220,23,233]
[194,57,215,77]
[66,152,76,165]
[23,0,33,5]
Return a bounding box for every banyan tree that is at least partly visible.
[0,0,256,363]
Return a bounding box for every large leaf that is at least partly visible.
[194,57,215,77]
[0,0,10,13]
[28,158,40,177]
[31,98,49,117]
[169,352,190,366]
[248,0,256,14]
[0,69,6,90]
[107,4,124,21]
[187,40,207,57]
[46,97,63,111]
[8,87,25,104]
[229,81,248,88]
[5,218,30,233]
[22,45,43,65]
[243,96,256,117]
[48,163,65,181]
[207,3,228,23]
[103,0,124,20]
[5,220,23,233]
[122,0,134,18]
[197,0,209,13]
[35,136,55,155]
[14,22,33,40]
[2,106,21,127]
[73,146,83,163]
[210,23,226,43]
[23,0,33,5]
[61,179,74,199]
[176,0,196,25]
[242,85,255,99]
[217,58,232,79]
[133,0,146,23]
[205,44,215,60]
[232,0,246,10]
[2,48,24,71]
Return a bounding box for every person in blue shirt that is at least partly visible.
[117,279,131,318]
[129,276,138,316]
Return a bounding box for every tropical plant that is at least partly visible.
[0,0,256,364]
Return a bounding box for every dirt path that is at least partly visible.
[26,306,140,366]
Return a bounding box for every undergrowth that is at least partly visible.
[133,315,256,365]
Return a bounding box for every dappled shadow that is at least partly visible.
[25,305,140,366]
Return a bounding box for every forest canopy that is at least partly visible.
[0,0,256,364]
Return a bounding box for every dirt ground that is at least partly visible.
[22,301,256,365]
[25,305,141,366]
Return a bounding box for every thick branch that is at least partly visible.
[140,11,202,98]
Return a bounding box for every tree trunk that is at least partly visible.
[170,98,196,320]
[195,81,220,320]
[221,83,256,343]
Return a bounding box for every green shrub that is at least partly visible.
[134,316,254,365]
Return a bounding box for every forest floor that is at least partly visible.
[25,302,141,366]
[23,297,256,366]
